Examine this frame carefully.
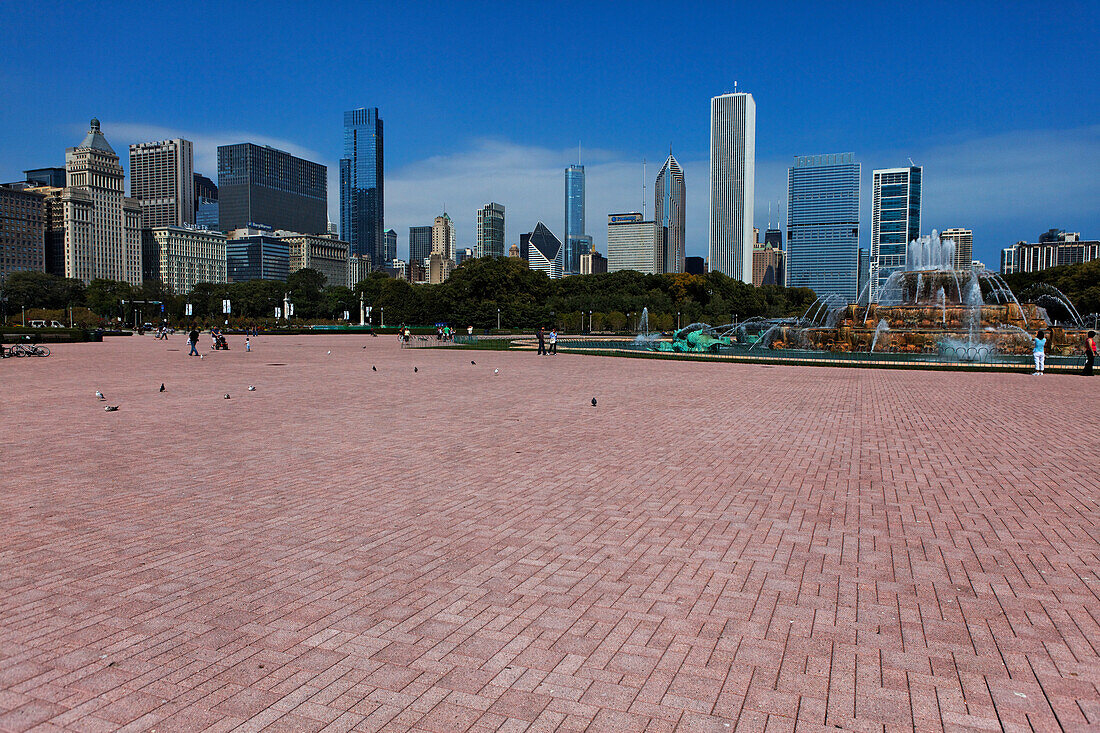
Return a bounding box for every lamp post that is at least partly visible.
[677,311,681,330]
[588,310,592,334]
[380,307,384,328]
[497,307,501,331]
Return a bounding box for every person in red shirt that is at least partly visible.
[1084,330,1096,376]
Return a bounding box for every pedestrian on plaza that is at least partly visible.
[536,327,546,356]
[1084,330,1096,376]
[245,337,251,352]
[1033,329,1047,375]
[467,325,473,336]
[188,327,200,356]
[549,328,557,355]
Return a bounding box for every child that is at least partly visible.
[245,337,251,352]
[1033,329,1047,375]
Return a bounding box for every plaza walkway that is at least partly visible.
[1,335,1097,731]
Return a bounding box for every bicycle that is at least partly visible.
[11,344,50,357]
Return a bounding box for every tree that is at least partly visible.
[86,279,135,319]
[1,271,86,310]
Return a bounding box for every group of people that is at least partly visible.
[1034,329,1097,375]
[185,327,253,355]
[536,327,558,356]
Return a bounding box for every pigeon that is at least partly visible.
[471,360,476,365]
[591,398,597,407]
[493,369,499,376]
[224,394,231,399]
[104,405,119,412]
[248,385,256,391]
[96,390,105,400]
[414,367,418,373]
[327,351,331,355]
[159,383,166,392]
[362,346,367,349]
[372,365,377,371]
[200,354,204,359]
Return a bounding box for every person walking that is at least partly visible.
[188,327,200,356]
[1033,329,1047,375]
[1084,330,1096,376]
[549,328,557,355]
[536,327,546,356]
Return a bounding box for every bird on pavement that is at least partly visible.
[372,365,377,371]
[471,360,476,365]
[494,369,499,376]
[96,390,105,400]
[104,405,119,412]
[224,394,231,399]
[592,398,597,407]
[414,367,418,373]
[159,383,166,392]
[248,385,256,391]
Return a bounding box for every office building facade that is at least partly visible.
[752,244,785,287]
[1001,232,1099,274]
[477,202,505,258]
[0,185,46,282]
[279,231,350,287]
[142,225,227,294]
[409,225,432,268]
[870,166,921,298]
[25,167,66,188]
[564,165,587,273]
[218,143,327,234]
[347,253,371,286]
[129,138,195,228]
[525,222,564,279]
[62,119,143,284]
[226,230,290,282]
[685,256,706,275]
[383,228,397,262]
[709,92,755,281]
[580,251,608,275]
[607,213,665,274]
[429,213,456,283]
[655,153,686,273]
[340,108,384,264]
[940,228,973,271]
[786,153,861,302]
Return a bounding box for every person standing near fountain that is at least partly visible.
[536,327,547,356]
[1033,330,1047,375]
[549,328,557,355]
[1084,330,1096,376]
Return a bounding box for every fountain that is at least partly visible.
[633,307,662,344]
[638,230,1090,364]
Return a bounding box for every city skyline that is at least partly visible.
[1,2,1097,269]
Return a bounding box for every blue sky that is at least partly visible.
[2,0,1098,266]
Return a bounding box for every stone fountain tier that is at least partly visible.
[837,302,1041,332]
[769,323,1087,356]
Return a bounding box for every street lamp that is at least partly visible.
[677,311,681,330]
[497,307,501,330]
[588,310,592,334]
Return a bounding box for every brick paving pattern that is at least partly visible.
[1,334,1098,732]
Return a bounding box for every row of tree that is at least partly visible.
[14,256,1098,330]
[0,259,821,330]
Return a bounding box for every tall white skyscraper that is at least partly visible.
[129,138,195,228]
[708,92,756,282]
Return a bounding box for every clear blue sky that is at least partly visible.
[2,0,1097,265]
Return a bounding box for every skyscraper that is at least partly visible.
[709,91,756,281]
[129,138,195,228]
[786,153,861,302]
[940,228,973,270]
[432,213,455,261]
[0,185,46,283]
[564,164,587,273]
[870,166,922,297]
[477,202,505,258]
[217,143,327,234]
[384,228,397,262]
[62,119,143,284]
[340,108,384,265]
[607,213,664,274]
[525,222,564,279]
[409,225,432,267]
[655,153,686,273]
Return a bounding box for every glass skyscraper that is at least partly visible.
[786,153,861,302]
[709,92,756,282]
[870,166,922,298]
[217,143,327,234]
[655,153,685,273]
[340,108,383,266]
[564,165,587,274]
[409,225,432,266]
[477,202,505,258]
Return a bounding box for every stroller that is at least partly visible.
[214,334,230,350]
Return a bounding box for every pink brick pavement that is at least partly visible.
[0,334,1098,732]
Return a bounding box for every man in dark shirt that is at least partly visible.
[536,327,546,356]
[188,328,200,356]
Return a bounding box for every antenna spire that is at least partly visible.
[642,158,647,219]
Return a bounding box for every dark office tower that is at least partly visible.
[193,173,217,204]
[409,225,432,266]
[217,143,327,234]
[383,229,397,262]
[25,167,67,188]
[564,165,587,273]
[340,108,384,266]
[764,228,782,247]
[654,153,686,273]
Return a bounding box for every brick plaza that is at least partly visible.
[1,335,1098,732]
